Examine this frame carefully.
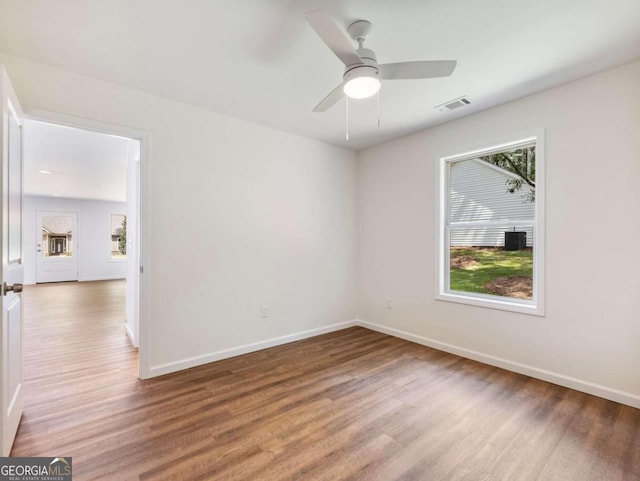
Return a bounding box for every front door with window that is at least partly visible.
[36,211,79,283]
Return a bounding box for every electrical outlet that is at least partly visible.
[386,297,393,309]
[261,305,270,319]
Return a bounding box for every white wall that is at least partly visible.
[357,60,640,405]
[23,195,127,284]
[0,52,358,376]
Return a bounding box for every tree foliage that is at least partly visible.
[480,146,535,203]
[118,217,127,255]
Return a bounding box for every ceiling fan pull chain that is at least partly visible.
[346,96,349,141]
[377,90,380,127]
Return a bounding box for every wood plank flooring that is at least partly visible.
[12,280,640,480]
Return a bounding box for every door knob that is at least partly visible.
[3,282,23,295]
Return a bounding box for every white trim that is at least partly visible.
[78,276,125,282]
[449,220,534,229]
[356,320,640,409]
[435,129,545,316]
[125,323,136,348]
[148,320,358,377]
[436,291,543,316]
[23,108,146,140]
[149,318,640,409]
[440,137,537,163]
[23,107,151,380]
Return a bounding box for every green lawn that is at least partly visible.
[450,247,532,296]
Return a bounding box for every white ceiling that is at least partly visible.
[2,0,640,150]
[24,119,132,202]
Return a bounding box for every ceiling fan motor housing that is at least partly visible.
[342,48,380,99]
[342,64,379,87]
[343,48,379,83]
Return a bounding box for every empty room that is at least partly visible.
[0,1,639,480]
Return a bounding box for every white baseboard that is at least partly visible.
[356,319,640,409]
[79,276,126,282]
[146,317,640,408]
[125,323,138,348]
[25,277,125,285]
[148,320,358,378]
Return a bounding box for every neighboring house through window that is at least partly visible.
[437,131,545,315]
[111,214,127,259]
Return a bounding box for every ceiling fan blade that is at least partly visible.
[313,84,344,112]
[379,60,457,80]
[305,10,363,66]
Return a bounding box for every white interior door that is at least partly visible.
[36,211,79,283]
[0,65,25,456]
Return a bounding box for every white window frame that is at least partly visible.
[436,129,545,316]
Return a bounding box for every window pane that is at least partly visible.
[449,226,533,300]
[111,214,127,259]
[450,157,535,223]
[447,144,536,301]
[41,215,74,258]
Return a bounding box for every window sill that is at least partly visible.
[436,290,544,317]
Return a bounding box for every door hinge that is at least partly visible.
[140,266,144,274]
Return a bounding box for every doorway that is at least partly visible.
[22,111,146,368]
[35,210,79,283]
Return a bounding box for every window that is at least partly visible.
[41,214,74,258]
[437,131,545,315]
[111,214,127,259]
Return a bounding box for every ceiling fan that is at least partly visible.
[305,10,457,112]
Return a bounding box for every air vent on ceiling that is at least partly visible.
[435,96,471,112]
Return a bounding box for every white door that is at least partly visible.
[0,65,25,456]
[36,211,79,283]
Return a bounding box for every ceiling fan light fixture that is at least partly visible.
[342,66,380,99]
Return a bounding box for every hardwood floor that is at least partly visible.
[12,281,640,480]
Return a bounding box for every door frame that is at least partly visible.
[24,108,151,379]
